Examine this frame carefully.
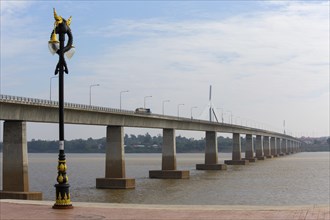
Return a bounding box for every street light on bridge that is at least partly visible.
[190,106,198,119]
[217,108,224,123]
[226,111,233,124]
[177,104,184,117]
[144,95,152,108]
[89,84,100,106]
[120,90,129,110]
[162,100,170,115]
[48,8,74,209]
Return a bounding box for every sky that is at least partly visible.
[0,0,329,141]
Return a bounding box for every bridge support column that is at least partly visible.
[150,129,189,179]
[296,142,299,153]
[196,131,227,170]
[280,139,286,156]
[244,134,257,162]
[277,138,284,156]
[270,137,278,157]
[225,133,249,165]
[289,140,293,154]
[0,121,42,200]
[96,126,135,189]
[284,139,290,155]
[255,135,266,160]
[263,136,273,158]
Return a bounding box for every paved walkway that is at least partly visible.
[0,200,329,220]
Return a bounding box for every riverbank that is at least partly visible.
[1,199,329,220]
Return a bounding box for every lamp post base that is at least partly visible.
[53,204,73,209]
[53,183,73,209]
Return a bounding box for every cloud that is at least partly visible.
[69,1,328,136]
[81,1,328,99]
[1,1,328,139]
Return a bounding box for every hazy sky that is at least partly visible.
[0,0,329,141]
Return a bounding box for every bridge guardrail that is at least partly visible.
[0,94,136,115]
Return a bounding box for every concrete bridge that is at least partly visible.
[0,95,302,200]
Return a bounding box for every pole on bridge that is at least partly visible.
[48,8,75,209]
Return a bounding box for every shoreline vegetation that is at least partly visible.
[0,134,329,153]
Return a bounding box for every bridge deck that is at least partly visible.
[0,94,299,141]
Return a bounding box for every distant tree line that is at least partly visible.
[0,134,233,153]
[0,135,328,153]
[300,137,330,152]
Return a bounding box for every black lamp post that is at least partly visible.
[48,8,75,209]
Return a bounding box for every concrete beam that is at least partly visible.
[0,121,42,200]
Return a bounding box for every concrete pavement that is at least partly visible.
[1,199,329,220]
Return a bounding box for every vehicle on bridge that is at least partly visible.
[135,108,151,114]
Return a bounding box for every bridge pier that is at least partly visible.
[270,137,279,157]
[263,136,273,158]
[96,126,135,189]
[280,139,286,156]
[244,134,257,162]
[296,142,299,153]
[255,135,266,160]
[196,131,227,170]
[225,133,249,165]
[0,121,42,200]
[149,129,189,179]
[289,140,293,154]
[277,138,284,156]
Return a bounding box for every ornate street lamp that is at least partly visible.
[48,8,74,209]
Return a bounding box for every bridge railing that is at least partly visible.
[0,94,135,115]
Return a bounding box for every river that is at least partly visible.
[0,152,329,205]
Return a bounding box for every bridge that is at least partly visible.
[0,94,302,200]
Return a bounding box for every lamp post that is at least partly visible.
[217,108,224,123]
[120,90,129,110]
[190,106,198,119]
[50,76,58,100]
[48,8,74,209]
[235,116,241,125]
[226,111,232,124]
[144,95,152,108]
[162,100,170,115]
[177,104,184,117]
[89,84,100,106]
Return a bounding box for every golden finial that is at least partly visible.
[66,16,72,26]
[53,8,63,26]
